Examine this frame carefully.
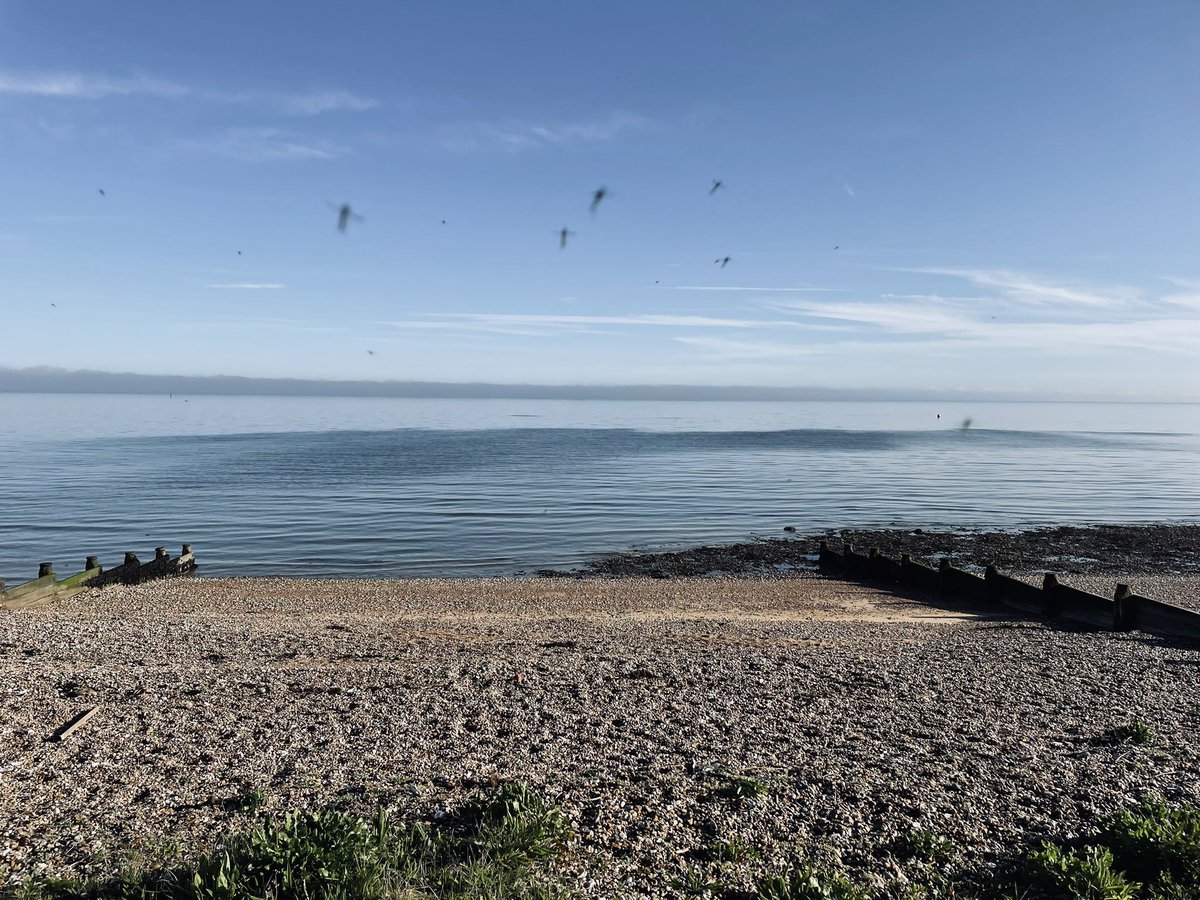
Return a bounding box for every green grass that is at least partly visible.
[709,773,770,803]
[1097,722,1155,747]
[755,864,867,900]
[6,786,1198,900]
[1009,800,1200,899]
[892,828,956,866]
[2,783,571,900]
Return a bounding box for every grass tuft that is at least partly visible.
[2,783,570,900]
[1097,722,1155,747]
[892,828,956,865]
[755,863,867,900]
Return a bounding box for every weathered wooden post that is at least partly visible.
[154,547,169,561]
[182,543,193,556]
[1113,584,1138,631]
[123,552,139,566]
[939,557,951,594]
[1042,573,1063,617]
[38,562,54,578]
[85,556,99,571]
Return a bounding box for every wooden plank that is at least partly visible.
[943,565,989,602]
[9,584,94,610]
[1132,595,1200,639]
[900,558,942,592]
[1,568,102,610]
[985,569,1045,614]
[57,566,102,589]
[49,705,100,742]
[3,573,59,601]
[1044,574,1113,629]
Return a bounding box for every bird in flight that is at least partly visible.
[590,186,607,214]
[331,202,363,232]
[367,350,375,356]
[834,245,839,250]
[961,417,973,433]
[97,189,105,197]
[559,227,575,249]
[715,256,731,268]
[710,179,723,194]
[237,250,242,256]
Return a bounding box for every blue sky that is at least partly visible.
[1,0,1198,398]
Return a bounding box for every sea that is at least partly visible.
[1,393,1198,585]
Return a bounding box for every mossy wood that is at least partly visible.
[0,545,196,610]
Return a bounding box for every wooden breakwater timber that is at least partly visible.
[0,544,197,611]
[818,541,1200,640]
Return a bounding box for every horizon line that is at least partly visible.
[0,366,1193,403]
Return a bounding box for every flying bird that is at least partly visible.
[97,189,105,197]
[589,186,607,214]
[710,179,723,194]
[961,417,973,433]
[237,250,242,256]
[367,350,375,356]
[330,202,363,232]
[715,256,731,268]
[559,227,576,248]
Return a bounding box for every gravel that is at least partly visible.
[2,574,1199,898]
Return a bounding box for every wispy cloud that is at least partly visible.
[675,335,959,360]
[176,128,346,162]
[763,292,1200,356]
[207,283,286,290]
[841,179,855,197]
[278,90,379,115]
[771,299,979,334]
[0,69,378,115]
[914,267,1135,308]
[386,312,810,332]
[0,71,187,99]
[434,111,648,152]
[670,286,842,293]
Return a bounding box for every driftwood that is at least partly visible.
[49,705,100,742]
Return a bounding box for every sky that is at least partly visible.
[1,0,1198,399]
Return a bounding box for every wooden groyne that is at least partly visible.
[818,541,1200,640]
[0,544,197,611]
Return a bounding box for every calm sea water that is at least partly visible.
[1,394,1198,583]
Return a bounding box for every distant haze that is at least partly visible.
[0,366,1179,402]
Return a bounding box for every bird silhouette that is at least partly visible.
[97,189,105,197]
[715,256,731,268]
[590,186,607,214]
[834,245,839,250]
[961,417,973,433]
[367,350,375,356]
[237,250,242,256]
[330,202,363,232]
[559,227,575,249]
[710,179,723,194]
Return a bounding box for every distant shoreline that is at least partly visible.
[1,367,1186,403]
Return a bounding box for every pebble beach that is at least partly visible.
[2,573,1199,897]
